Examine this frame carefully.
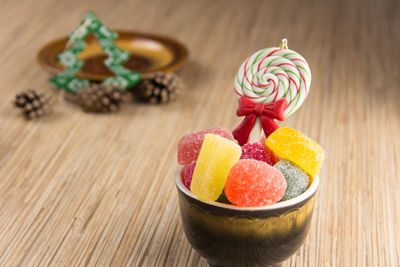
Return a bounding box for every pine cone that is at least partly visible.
[132,72,183,104]
[14,90,52,119]
[77,84,126,113]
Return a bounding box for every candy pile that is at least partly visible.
[177,40,324,207]
[177,126,324,207]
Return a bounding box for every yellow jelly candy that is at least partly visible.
[190,133,242,201]
[265,127,325,178]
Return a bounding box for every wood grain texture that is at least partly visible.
[0,0,399,266]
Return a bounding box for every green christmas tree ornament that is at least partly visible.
[50,11,142,93]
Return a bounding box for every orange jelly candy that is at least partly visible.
[225,159,286,206]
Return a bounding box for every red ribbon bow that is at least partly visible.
[232,97,287,146]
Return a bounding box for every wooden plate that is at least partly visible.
[37,31,189,81]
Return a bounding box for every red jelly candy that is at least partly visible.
[182,161,196,190]
[240,142,280,165]
[177,127,235,165]
[225,159,286,207]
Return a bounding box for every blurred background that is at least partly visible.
[0,0,399,266]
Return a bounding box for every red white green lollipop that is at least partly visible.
[233,39,311,145]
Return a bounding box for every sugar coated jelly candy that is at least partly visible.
[177,127,235,165]
[275,159,310,201]
[182,161,196,190]
[225,159,286,207]
[265,127,325,178]
[190,134,241,202]
[240,142,280,165]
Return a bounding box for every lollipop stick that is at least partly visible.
[248,118,264,143]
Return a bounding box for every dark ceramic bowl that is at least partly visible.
[175,169,319,267]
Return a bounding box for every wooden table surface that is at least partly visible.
[0,0,399,266]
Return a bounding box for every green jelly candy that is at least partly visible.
[275,159,310,201]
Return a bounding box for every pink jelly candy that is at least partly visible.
[177,127,235,165]
[225,159,287,207]
[240,142,280,165]
[182,161,196,190]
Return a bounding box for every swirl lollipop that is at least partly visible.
[232,39,311,145]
